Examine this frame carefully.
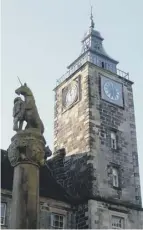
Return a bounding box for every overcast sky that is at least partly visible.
[1,0,143,199]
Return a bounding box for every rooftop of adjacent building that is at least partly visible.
[56,7,129,86]
[1,148,143,211]
[1,149,71,203]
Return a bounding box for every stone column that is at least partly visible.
[8,129,45,229]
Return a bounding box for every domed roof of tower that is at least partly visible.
[81,7,118,64]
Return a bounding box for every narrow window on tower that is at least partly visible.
[112,167,119,188]
[111,131,117,149]
[101,61,105,68]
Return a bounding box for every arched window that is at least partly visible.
[111,131,117,149]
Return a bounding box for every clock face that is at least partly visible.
[104,81,120,101]
[64,83,78,107]
[101,76,123,107]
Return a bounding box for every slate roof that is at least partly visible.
[1,149,71,203]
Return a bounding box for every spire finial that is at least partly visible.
[90,5,95,29]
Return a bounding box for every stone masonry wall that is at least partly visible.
[47,151,93,199]
[1,189,90,229]
[88,199,143,229]
[88,63,142,206]
[40,197,72,229]
[1,189,73,229]
[74,202,88,229]
[54,65,91,155]
[53,62,142,207]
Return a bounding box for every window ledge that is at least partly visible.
[113,186,121,191]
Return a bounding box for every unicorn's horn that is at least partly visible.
[17,76,23,86]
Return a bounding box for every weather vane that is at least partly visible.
[90,5,95,29]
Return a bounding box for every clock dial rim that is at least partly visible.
[103,80,121,101]
[65,83,78,107]
[101,75,124,108]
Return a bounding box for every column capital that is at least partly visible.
[8,129,46,167]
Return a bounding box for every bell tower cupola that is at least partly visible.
[67,7,119,79]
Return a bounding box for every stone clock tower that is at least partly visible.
[54,12,143,229]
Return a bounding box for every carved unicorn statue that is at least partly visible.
[13,82,44,134]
